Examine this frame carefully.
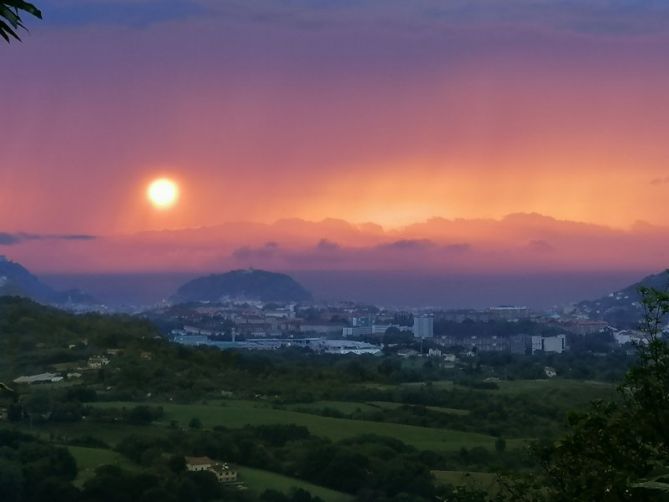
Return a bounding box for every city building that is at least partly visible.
[413,315,434,338]
[531,335,566,354]
[487,306,530,321]
[438,334,528,354]
[439,306,531,323]
[563,320,611,335]
[342,326,373,337]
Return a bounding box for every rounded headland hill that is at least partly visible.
[173,269,313,303]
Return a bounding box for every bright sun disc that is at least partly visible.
[147,178,179,209]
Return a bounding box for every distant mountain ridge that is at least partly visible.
[0,256,96,305]
[576,269,669,328]
[173,269,313,303]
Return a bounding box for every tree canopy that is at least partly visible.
[0,1,41,42]
[501,273,669,501]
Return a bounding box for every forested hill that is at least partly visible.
[172,269,313,303]
[576,269,668,328]
[0,256,95,305]
[0,296,159,380]
[0,257,58,302]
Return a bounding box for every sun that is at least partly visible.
[147,178,179,209]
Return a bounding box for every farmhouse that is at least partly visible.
[87,355,110,369]
[185,456,238,483]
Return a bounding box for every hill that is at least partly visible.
[0,256,61,303]
[172,269,313,303]
[576,269,669,328]
[0,256,95,305]
[0,296,158,380]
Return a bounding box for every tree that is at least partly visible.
[0,1,42,42]
[189,417,203,429]
[500,274,669,501]
[0,459,23,502]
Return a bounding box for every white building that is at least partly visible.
[319,340,382,355]
[613,330,648,346]
[531,335,566,354]
[342,326,373,337]
[13,373,63,384]
[412,315,434,338]
[185,456,237,483]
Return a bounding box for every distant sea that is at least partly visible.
[40,270,650,310]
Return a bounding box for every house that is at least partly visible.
[88,355,110,369]
[186,456,214,472]
[185,456,238,483]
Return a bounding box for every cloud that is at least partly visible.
[58,234,97,241]
[442,243,471,254]
[40,0,207,28]
[232,242,280,261]
[421,0,669,36]
[4,213,669,275]
[378,239,435,251]
[37,0,669,37]
[525,240,555,253]
[0,233,22,246]
[0,232,97,246]
[650,176,669,186]
[316,239,340,251]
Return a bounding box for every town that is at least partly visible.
[155,300,650,359]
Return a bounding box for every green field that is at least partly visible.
[66,445,350,500]
[91,400,507,452]
[68,445,136,485]
[11,420,170,446]
[287,399,468,416]
[368,401,470,416]
[400,378,615,407]
[491,379,616,408]
[432,470,499,493]
[493,378,614,393]
[400,380,455,390]
[287,400,383,414]
[238,466,353,502]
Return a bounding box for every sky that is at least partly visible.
[1,0,669,290]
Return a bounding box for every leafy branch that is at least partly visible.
[0,1,42,43]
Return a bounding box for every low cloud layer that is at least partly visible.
[2,214,667,276]
[40,0,669,37]
[650,176,669,186]
[0,232,96,246]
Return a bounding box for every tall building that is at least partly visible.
[413,315,434,338]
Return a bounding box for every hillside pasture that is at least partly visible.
[91,400,508,452]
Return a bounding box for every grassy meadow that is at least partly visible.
[89,399,509,452]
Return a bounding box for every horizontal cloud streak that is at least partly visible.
[40,0,206,27]
[650,176,669,186]
[0,232,97,246]
[2,214,666,278]
[39,0,669,37]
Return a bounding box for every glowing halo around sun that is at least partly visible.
[147,178,179,209]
